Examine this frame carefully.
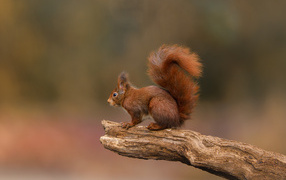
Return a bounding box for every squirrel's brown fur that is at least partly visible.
[107,44,202,130]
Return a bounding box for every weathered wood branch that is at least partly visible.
[100,120,286,180]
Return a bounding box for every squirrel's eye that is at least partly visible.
[113,92,118,97]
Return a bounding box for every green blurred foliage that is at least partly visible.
[0,0,285,108]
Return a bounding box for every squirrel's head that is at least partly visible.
[107,72,130,107]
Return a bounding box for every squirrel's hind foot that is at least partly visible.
[147,123,166,131]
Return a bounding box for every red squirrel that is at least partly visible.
[107,44,202,130]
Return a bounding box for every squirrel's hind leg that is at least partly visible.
[148,97,180,130]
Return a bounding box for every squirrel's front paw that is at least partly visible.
[121,122,133,129]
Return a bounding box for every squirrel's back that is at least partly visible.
[148,44,202,125]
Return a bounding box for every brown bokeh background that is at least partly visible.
[0,1,286,179]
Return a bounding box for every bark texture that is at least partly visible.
[100,120,286,180]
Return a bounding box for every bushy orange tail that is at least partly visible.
[148,44,202,124]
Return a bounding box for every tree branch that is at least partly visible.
[100,120,286,180]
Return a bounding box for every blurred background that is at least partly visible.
[0,0,286,179]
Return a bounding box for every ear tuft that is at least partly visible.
[119,71,128,83]
[118,71,130,90]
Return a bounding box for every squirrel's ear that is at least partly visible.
[118,71,130,90]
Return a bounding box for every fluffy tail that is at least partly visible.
[148,44,202,124]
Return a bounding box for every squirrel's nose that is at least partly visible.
[107,98,115,106]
